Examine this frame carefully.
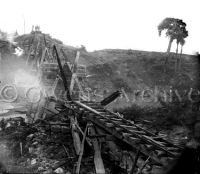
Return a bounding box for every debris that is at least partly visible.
[54,167,65,174]
[31,159,37,165]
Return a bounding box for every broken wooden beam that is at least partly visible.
[130,148,140,174]
[89,124,106,174]
[75,124,88,174]
[70,117,81,155]
[100,90,121,106]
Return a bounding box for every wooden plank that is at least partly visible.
[87,115,162,165]
[90,125,106,174]
[71,51,80,73]
[136,156,150,174]
[105,122,115,128]
[69,73,77,94]
[75,124,88,174]
[130,148,140,174]
[73,101,177,163]
[70,117,81,155]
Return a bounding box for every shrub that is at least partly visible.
[114,104,148,120]
[111,77,132,92]
[114,101,196,131]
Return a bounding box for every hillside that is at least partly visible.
[81,49,198,108]
[0,32,199,173]
[12,31,199,108]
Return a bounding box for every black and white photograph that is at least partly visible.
[0,0,199,173]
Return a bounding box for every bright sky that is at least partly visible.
[0,0,199,54]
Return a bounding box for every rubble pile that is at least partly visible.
[0,113,97,174]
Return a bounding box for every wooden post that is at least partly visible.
[70,117,81,155]
[130,148,140,174]
[76,122,92,146]
[20,142,23,156]
[90,125,106,174]
[72,51,80,73]
[75,124,89,174]
[34,94,46,121]
[136,156,150,174]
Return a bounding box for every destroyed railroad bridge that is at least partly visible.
[0,30,190,174]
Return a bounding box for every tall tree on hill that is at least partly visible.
[177,38,186,71]
[180,38,185,55]
[175,22,188,72]
[158,18,188,66]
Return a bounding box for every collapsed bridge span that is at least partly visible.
[39,97,183,173]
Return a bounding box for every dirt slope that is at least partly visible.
[81,49,198,108]
[13,32,198,108]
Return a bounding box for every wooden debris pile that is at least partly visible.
[0,114,98,174]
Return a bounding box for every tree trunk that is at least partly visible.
[176,42,179,55]
[180,45,183,55]
[178,45,183,71]
[165,37,173,67]
[175,42,179,72]
[167,37,173,53]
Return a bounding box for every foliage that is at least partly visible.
[114,104,147,120]
[79,45,87,52]
[111,77,132,92]
[127,49,133,55]
[158,18,188,39]
[158,18,188,53]
[180,39,185,47]
[0,29,8,40]
[114,100,196,131]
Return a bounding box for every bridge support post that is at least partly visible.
[75,123,89,174]
[136,156,150,174]
[89,125,106,174]
[70,116,81,155]
[130,148,140,174]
